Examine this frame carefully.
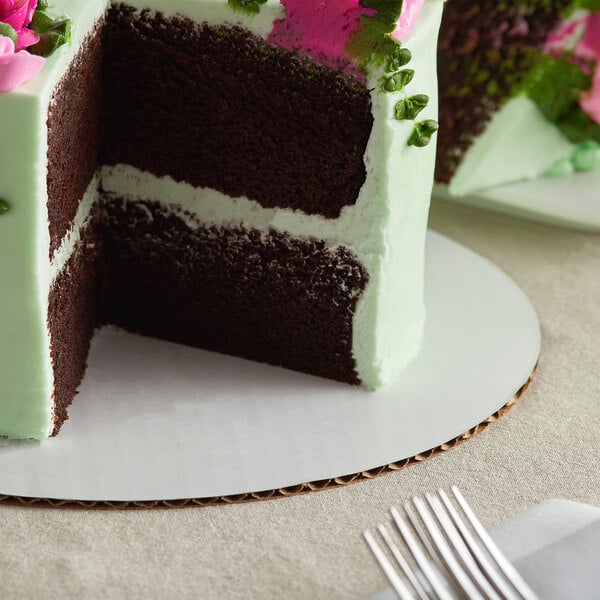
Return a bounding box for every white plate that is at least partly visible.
[0,231,540,502]
[435,171,600,231]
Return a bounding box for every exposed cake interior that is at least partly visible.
[0,0,443,440]
[46,7,374,433]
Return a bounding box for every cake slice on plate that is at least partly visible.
[437,1,600,196]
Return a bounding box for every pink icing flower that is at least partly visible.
[546,11,600,125]
[0,34,45,92]
[578,12,600,123]
[580,68,600,124]
[268,0,366,73]
[394,0,426,40]
[0,0,40,51]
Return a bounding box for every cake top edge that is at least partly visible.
[0,0,442,93]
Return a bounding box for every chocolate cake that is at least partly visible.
[0,0,444,440]
[437,1,600,196]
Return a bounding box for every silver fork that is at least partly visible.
[363,486,539,600]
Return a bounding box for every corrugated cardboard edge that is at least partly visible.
[0,366,536,510]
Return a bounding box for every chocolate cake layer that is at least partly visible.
[100,6,373,218]
[47,28,104,258]
[436,1,570,183]
[98,197,368,384]
[48,226,101,435]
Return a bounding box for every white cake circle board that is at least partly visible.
[0,231,540,502]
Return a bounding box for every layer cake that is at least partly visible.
[0,0,444,439]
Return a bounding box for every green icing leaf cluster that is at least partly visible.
[516,54,591,122]
[0,22,18,45]
[28,2,72,58]
[571,0,600,11]
[0,199,10,216]
[228,0,268,15]
[347,0,438,148]
[347,0,405,70]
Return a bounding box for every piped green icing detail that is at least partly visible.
[546,141,600,175]
[387,47,412,71]
[573,0,600,10]
[228,0,268,15]
[347,0,405,71]
[572,141,600,171]
[0,199,10,215]
[0,23,18,46]
[515,55,592,123]
[408,120,439,147]
[346,1,438,147]
[29,9,72,58]
[395,94,429,120]
[383,69,414,92]
[546,158,575,176]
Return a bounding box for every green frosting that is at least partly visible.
[227,0,267,15]
[347,0,437,147]
[546,141,600,175]
[394,94,429,120]
[546,157,576,176]
[383,68,414,92]
[408,119,439,147]
[0,22,18,45]
[28,4,72,57]
[573,141,600,170]
[514,53,600,145]
[572,0,600,10]
[0,199,9,215]
[347,0,405,70]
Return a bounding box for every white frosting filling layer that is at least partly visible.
[0,0,442,439]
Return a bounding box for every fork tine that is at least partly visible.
[377,524,430,600]
[451,487,540,600]
[425,493,502,600]
[363,529,417,600]
[438,489,522,600]
[412,496,486,600]
[391,506,455,600]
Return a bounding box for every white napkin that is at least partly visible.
[371,499,600,599]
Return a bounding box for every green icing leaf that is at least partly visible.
[0,22,18,46]
[28,11,72,58]
[557,108,600,144]
[228,0,268,15]
[360,0,404,30]
[383,69,414,92]
[347,1,405,70]
[572,141,600,171]
[407,119,439,147]
[36,0,49,10]
[515,55,592,123]
[0,199,10,215]
[394,94,429,120]
[387,47,412,72]
[572,0,600,10]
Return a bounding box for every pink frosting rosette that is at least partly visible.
[0,0,40,50]
[546,11,600,125]
[578,12,600,124]
[0,35,45,92]
[394,0,426,40]
[0,0,46,92]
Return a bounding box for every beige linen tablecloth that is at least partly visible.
[1,199,599,599]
